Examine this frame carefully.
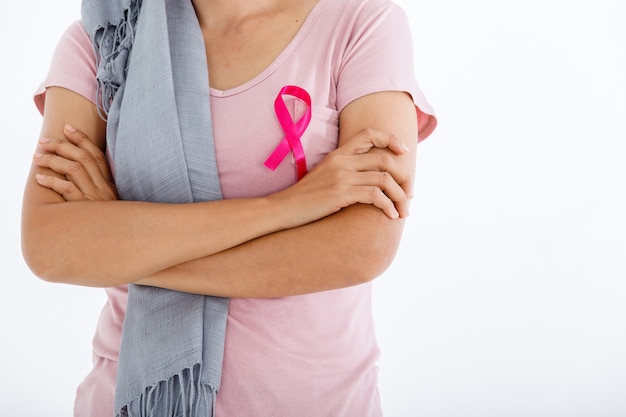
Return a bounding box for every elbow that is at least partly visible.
[22,251,56,283]
[21,217,70,283]
[350,242,400,285]
[21,236,65,283]
[21,204,62,282]
[346,218,405,286]
[21,223,126,288]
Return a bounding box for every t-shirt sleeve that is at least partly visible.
[336,1,437,141]
[34,20,98,115]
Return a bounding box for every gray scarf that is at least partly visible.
[81,0,229,415]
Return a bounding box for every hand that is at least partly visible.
[32,125,118,202]
[269,128,412,228]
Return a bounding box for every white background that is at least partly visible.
[1,1,625,416]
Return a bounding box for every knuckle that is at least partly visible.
[361,128,381,144]
[60,181,76,195]
[77,149,94,164]
[73,135,88,147]
[402,172,412,186]
[361,127,376,138]
[367,185,381,200]
[94,151,107,164]
[50,137,65,147]
[376,152,391,166]
[67,161,83,174]
[380,171,393,187]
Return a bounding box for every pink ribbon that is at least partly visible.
[264,85,311,180]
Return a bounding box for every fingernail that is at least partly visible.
[36,174,46,182]
[401,143,410,153]
[39,137,50,144]
[33,152,42,160]
[65,124,77,132]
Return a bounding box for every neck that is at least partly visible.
[192,0,283,28]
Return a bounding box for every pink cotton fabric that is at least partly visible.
[35,0,436,416]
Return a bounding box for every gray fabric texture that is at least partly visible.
[81,0,230,415]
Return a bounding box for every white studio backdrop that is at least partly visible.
[1,1,625,416]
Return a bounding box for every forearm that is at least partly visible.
[23,87,300,286]
[22,192,286,286]
[137,204,405,298]
[24,88,416,292]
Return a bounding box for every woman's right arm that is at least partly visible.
[22,87,409,288]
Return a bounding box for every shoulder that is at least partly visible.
[51,20,95,69]
[322,0,438,140]
[324,0,408,25]
[65,20,92,43]
[314,0,413,61]
[34,20,98,115]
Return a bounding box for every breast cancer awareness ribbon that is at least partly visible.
[264,85,312,180]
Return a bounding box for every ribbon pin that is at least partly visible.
[264,85,312,180]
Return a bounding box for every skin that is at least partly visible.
[21,0,419,298]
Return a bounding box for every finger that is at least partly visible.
[341,151,413,196]
[38,136,108,193]
[396,199,411,219]
[39,125,112,188]
[330,151,413,218]
[368,144,414,206]
[352,170,406,203]
[35,174,85,201]
[351,185,399,219]
[345,171,410,218]
[32,151,99,197]
[63,125,113,183]
[338,128,410,156]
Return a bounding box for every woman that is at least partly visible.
[22,0,436,415]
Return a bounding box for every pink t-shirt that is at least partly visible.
[35,0,436,416]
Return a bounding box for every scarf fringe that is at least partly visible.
[91,0,141,118]
[117,364,217,417]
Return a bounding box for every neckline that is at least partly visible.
[209,0,330,97]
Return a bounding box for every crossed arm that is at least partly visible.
[21,86,418,298]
